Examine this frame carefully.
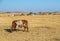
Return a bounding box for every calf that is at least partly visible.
[11,20,28,32]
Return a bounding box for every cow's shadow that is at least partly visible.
[4,29,11,33]
[4,29,23,33]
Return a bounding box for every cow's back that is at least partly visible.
[22,20,28,25]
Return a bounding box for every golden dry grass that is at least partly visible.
[0,15,60,41]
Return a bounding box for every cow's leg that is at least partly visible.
[23,24,29,32]
[23,27,26,32]
[26,25,29,32]
[15,25,18,32]
[10,28,13,32]
[25,25,29,32]
[11,27,14,32]
[23,26,28,32]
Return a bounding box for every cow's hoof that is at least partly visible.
[26,31,29,32]
[23,30,25,32]
[10,31,12,33]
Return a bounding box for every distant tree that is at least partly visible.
[42,13,46,15]
[39,12,46,15]
[48,12,52,15]
[29,12,33,15]
[20,13,24,16]
[53,12,57,15]
[38,12,45,15]
[39,12,41,14]
[27,12,33,15]
[33,13,37,15]
[14,14,21,16]
[6,12,11,13]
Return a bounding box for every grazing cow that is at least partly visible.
[11,20,28,32]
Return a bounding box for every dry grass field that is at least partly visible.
[0,15,60,41]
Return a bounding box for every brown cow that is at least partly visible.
[11,20,28,32]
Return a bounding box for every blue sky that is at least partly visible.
[0,0,60,12]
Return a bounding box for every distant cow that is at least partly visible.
[11,20,28,32]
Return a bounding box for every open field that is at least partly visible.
[0,15,60,41]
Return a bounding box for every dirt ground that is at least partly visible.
[0,15,60,41]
